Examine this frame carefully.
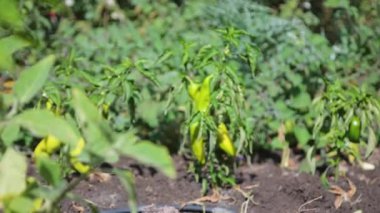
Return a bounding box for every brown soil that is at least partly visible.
[61,153,380,213]
[58,150,380,213]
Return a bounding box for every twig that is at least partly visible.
[297,195,323,213]
[234,185,259,205]
[49,174,88,209]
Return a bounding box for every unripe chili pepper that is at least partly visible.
[348,116,361,143]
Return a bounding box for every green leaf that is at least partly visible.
[320,168,330,189]
[290,92,311,110]
[115,169,138,213]
[271,137,285,150]
[0,35,30,70]
[365,127,377,158]
[1,122,20,146]
[306,147,316,175]
[136,100,161,127]
[71,89,116,161]
[324,0,349,9]
[0,148,27,200]
[155,50,173,65]
[14,55,55,105]
[245,45,260,75]
[71,89,103,124]
[6,196,34,213]
[13,109,80,148]
[274,101,294,119]
[115,134,176,178]
[285,72,302,86]
[0,0,24,30]
[36,156,61,187]
[294,126,311,147]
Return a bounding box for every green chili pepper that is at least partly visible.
[348,116,361,143]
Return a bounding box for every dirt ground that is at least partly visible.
[58,148,380,213]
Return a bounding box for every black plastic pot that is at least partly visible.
[101,204,235,213]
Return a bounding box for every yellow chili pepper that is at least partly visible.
[45,99,53,110]
[70,138,90,174]
[70,158,90,174]
[189,121,206,164]
[217,123,236,157]
[32,198,43,212]
[34,136,90,174]
[70,138,85,157]
[187,80,200,101]
[187,75,213,113]
[33,135,62,159]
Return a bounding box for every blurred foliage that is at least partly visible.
[0,0,380,211]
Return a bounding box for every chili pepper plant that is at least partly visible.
[309,81,380,181]
[178,28,259,193]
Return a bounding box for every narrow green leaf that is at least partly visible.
[0,35,30,70]
[320,168,330,189]
[306,147,316,175]
[324,0,349,9]
[0,148,27,199]
[13,109,80,147]
[14,55,55,105]
[155,50,173,65]
[246,45,260,75]
[365,127,377,158]
[115,169,138,213]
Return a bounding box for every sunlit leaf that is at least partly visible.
[13,109,80,148]
[71,89,117,161]
[324,0,350,9]
[6,196,34,212]
[365,127,377,158]
[115,169,138,213]
[0,0,24,30]
[115,133,176,178]
[14,55,55,105]
[0,35,30,70]
[0,148,27,200]
[1,122,20,146]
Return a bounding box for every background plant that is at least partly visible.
[310,81,380,178]
[0,0,379,211]
[0,1,175,212]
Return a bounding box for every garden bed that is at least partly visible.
[1,1,380,213]
[58,151,380,213]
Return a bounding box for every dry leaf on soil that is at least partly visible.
[329,178,357,209]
